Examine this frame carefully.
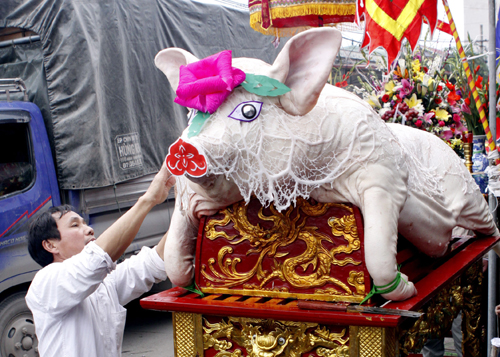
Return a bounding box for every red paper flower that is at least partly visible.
[447,90,461,105]
[166,138,207,177]
[174,50,246,114]
[475,76,483,89]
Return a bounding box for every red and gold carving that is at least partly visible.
[195,197,369,303]
[202,315,350,357]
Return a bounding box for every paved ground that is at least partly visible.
[122,296,174,357]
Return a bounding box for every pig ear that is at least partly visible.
[155,48,199,91]
[267,28,342,116]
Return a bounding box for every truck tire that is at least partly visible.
[0,292,39,357]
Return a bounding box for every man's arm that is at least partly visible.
[155,230,168,260]
[96,163,175,261]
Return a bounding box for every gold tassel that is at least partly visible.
[250,3,355,37]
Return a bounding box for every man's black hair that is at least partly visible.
[28,205,74,267]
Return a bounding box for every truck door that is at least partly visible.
[0,101,60,357]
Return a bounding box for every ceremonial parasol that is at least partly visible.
[248,0,357,37]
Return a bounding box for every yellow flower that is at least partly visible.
[366,95,381,108]
[427,77,435,91]
[432,108,451,121]
[385,80,395,94]
[449,138,463,149]
[412,59,421,73]
[414,71,425,82]
[404,93,422,109]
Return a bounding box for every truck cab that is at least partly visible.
[0,80,60,356]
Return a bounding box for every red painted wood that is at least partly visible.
[141,236,499,329]
[385,236,499,312]
[194,199,370,301]
[194,215,207,286]
[141,287,402,327]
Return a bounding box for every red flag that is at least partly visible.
[436,20,452,35]
[359,0,438,69]
[423,17,453,35]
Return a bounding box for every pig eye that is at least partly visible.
[228,101,262,122]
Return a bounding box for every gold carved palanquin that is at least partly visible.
[141,197,499,357]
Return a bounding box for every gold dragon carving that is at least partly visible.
[201,198,363,296]
[399,262,484,356]
[399,281,463,354]
[461,262,483,357]
[202,317,349,357]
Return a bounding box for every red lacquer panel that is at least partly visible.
[195,197,369,303]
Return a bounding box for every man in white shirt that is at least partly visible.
[26,163,175,357]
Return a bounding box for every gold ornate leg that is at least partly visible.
[461,261,485,357]
[350,326,397,357]
[463,133,473,173]
[173,312,204,357]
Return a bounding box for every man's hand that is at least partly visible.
[496,304,500,317]
[142,162,176,206]
[96,163,175,261]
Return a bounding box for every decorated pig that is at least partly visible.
[156,28,499,302]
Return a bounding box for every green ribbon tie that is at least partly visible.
[359,270,407,305]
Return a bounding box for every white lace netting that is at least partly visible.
[178,85,472,212]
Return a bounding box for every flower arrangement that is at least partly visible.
[352,43,468,156]
[446,39,500,136]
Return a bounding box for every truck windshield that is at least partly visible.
[0,122,34,198]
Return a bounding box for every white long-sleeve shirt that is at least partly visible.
[26,242,167,357]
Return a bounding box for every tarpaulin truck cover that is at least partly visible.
[0,0,284,189]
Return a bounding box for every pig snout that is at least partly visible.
[185,173,217,190]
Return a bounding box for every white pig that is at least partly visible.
[155,28,499,301]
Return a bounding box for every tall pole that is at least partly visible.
[442,0,500,165]
[488,1,498,355]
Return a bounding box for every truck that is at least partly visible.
[0,0,283,355]
[0,79,176,357]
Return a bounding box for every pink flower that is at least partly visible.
[400,79,413,96]
[452,114,461,123]
[461,102,471,115]
[423,112,435,124]
[175,50,246,114]
[454,120,467,135]
[166,138,207,177]
[438,121,445,127]
[440,130,454,140]
[415,119,423,128]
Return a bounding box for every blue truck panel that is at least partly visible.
[0,101,61,294]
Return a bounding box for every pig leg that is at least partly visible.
[361,176,418,301]
[164,192,229,287]
[164,207,199,287]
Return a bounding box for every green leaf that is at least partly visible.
[242,73,291,97]
[182,282,205,297]
[187,111,210,138]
